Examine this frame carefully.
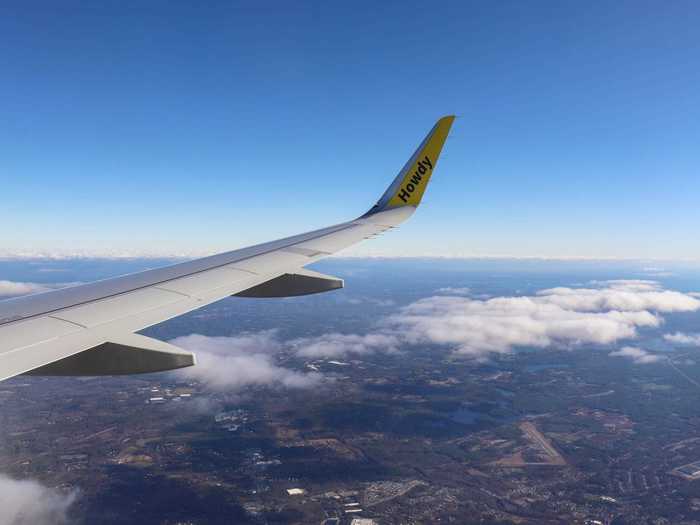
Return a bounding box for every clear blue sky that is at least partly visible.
[2,1,699,259]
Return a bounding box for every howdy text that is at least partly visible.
[397,155,433,203]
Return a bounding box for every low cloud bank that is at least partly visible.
[0,474,77,525]
[171,332,321,391]
[0,280,50,297]
[382,280,699,357]
[537,280,699,313]
[664,332,700,346]
[0,280,81,298]
[609,346,661,364]
[385,295,659,356]
[172,280,695,389]
[293,333,399,358]
[435,287,471,296]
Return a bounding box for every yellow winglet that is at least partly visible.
[364,115,455,216]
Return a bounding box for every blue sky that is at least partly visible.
[2,1,700,259]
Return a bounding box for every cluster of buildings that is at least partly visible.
[214,408,249,432]
[145,384,194,404]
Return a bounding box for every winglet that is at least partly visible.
[363,115,455,217]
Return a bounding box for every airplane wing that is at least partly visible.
[0,116,455,381]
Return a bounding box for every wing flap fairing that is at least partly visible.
[24,333,195,376]
[235,269,343,298]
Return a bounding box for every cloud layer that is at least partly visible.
[0,280,81,298]
[537,280,700,313]
[0,280,50,297]
[382,280,700,357]
[609,346,661,364]
[171,280,696,387]
[435,287,472,296]
[292,333,400,358]
[385,295,660,356]
[664,332,700,346]
[0,474,76,525]
[284,280,699,360]
[171,332,321,391]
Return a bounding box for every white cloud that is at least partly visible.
[171,332,321,391]
[0,474,77,525]
[664,332,700,346]
[293,333,400,358]
[0,250,202,260]
[380,280,699,357]
[609,346,661,364]
[340,296,396,307]
[435,287,471,296]
[642,267,674,277]
[537,280,700,313]
[385,295,659,356]
[178,279,700,370]
[0,281,82,298]
[0,281,50,297]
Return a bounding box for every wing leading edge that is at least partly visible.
[0,116,455,381]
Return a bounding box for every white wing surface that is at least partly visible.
[0,116,455,381]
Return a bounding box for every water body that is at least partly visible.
[450,407,482,424]
[450,399,517,425]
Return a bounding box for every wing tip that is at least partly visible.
[362,115,456,217]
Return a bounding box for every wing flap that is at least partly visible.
[293,222,389,254]
[50,287,185,328]
[155,266,255,298]
[0,316,82,357]
[229,251,312,275]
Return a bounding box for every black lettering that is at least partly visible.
[398,188,411,202]
[423,156,433,169]
[418,163,427,175]
[406,183,415,192]
[410,173,422,185]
